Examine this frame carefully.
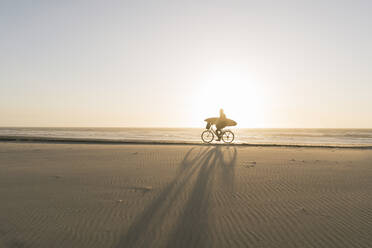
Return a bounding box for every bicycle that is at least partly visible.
[201,125,235,144]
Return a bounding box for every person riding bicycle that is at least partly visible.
[201,109,237,143]
[202,109,236,143]
[215,108,228,141]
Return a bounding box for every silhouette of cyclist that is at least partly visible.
[215,108,228,141]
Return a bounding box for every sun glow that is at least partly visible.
[191,67,268,128]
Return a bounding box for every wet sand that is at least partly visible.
[0,142,371,248]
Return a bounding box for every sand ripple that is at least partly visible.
[0,143,371,247]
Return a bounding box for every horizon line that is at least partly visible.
[0,126,372,129]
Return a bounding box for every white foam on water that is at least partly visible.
[1,127,372,146]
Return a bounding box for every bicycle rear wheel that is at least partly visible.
[201,130,214,143]
[222,130,234,143]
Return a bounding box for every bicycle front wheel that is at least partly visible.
[201,130,214,143]
[222,130,234,143]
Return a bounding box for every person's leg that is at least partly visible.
[217,123,228,141]
[216,130,221,140]
[215,124,222,140]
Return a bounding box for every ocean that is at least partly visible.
[1,127,372,148]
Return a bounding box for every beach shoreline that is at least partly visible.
[1,136,372,149]
[0,142,371,247]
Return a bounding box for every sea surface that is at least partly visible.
[1,127,372,147]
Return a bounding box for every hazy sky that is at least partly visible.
[1,0,371,128]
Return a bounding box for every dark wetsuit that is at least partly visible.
[215,112,227,138]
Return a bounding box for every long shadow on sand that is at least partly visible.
[115,145,237,248]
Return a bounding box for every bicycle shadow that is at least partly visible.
[115,145,237,248]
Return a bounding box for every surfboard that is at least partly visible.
[204,117,237,126]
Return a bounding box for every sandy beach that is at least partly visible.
[0,142,371,248]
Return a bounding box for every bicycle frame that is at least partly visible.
[208,124,226,138]
[202,124,235,143]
